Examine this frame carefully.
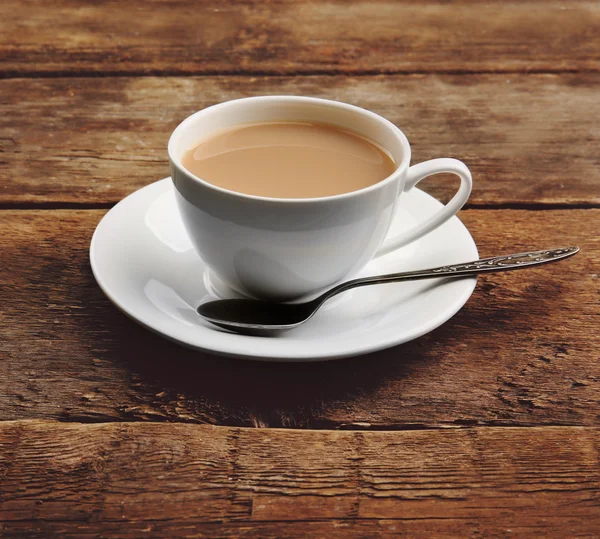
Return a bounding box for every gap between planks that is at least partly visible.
[2,68,600,79]
[1,202,599,211]
[0,418,598,433]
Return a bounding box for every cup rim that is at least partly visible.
[167,95,411,204]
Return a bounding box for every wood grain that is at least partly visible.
[2,74,600,206]
[2,1,599,76]
[0,421,599,537]
[1,209,598,429]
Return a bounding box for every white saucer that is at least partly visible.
[90,179,478,362]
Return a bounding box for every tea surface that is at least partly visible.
[181,122,396,198]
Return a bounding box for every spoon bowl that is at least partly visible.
[199,297,321,334]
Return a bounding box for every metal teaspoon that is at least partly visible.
[197,246,579,334]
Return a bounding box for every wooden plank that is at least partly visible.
[0,421,599,537]
[2,74,600,206]
[0,209,598,428]
[1,1,599,76]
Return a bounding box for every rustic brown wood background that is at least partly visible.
[1,1,599,537]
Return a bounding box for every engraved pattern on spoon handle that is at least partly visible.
[429,246,580,274]
[320,247,580,302]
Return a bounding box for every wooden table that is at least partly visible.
[1,1,599,537]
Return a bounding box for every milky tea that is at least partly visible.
[181,121,396,199]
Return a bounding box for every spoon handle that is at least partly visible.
[322,246,580,301]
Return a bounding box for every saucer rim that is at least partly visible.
[90,178,478,362]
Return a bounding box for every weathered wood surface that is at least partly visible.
[0,421,599,538]
[2,1,600,76]
[2,74,600,207]
[2,0,599,535]
[1,209,598,428]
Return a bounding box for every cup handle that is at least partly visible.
[375,158,472,257]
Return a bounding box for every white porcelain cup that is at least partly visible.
[169,96,472,301]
